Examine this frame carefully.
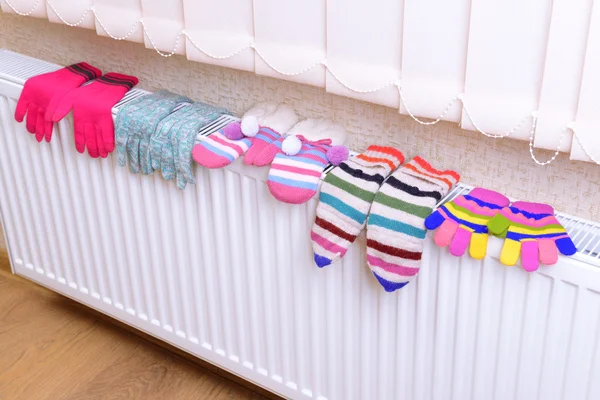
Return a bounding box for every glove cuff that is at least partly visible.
[66,62,102,81]
[98,73,139,90]
[469,188,510,207]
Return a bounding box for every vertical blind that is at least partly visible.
[2,0,600,164]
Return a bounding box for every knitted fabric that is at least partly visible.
[487,201,577,271]
[311,146,404,268]
[425,188,509,259]
[366,156,460,292]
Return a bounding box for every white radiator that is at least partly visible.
[1,50,600,400]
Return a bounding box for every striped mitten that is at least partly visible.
[311,146,405,268]
[266,136,333,204]
[192,103,297,168]
[366,156,460,292]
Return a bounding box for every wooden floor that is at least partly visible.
[0,252,273,400]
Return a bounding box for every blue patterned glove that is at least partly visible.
[115,93,155,167]
[115,90,190,174]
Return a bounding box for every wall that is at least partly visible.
[1,13,599,221]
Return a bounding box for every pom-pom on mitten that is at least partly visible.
[425,188,509,259]
[311,146,404,268]
[326,145,350,166]
[366,156,460,292]
[192,103,297,169]
[487,201,577,271]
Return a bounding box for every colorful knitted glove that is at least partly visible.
[424,188,510,259]
[311,146,404,268]
[15,62,101,142]
[51,73,138,158]
[115,90,190,174]
[367,156,460,292]
[487,201,577,271]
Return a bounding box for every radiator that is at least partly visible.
[1,50,600,400]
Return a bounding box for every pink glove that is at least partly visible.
[15,63,102,142]
[51,73,138,158]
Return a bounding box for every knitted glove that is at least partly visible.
[15,63,101,142]
[425,188,510,259]
[115,90,190,174]
[51,73,138,158]
[488,201,577,271]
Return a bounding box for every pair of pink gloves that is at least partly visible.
[15,63,138,158]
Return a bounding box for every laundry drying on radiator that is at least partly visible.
[256,119,350,204]
[149,101,230,189]
[115,90,191,174]
[193,103,298,169]
[14,62,102,143]
[425,189,577,271]
[50,73,139,159]
[424,188,510,259]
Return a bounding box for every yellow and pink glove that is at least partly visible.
[487,201,577,271]
[425,188,510,259]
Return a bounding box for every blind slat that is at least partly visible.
[400,0,470,122]
[325,0,403,108]
[253,0,326,87]
[571,1,600,162]
[461,0,552,139]
[0,0,47,18]
[47,0,94,29]
[140,0,185,55]
[183,0,254,72]
[534,0,592,153]
[94,0,143,43]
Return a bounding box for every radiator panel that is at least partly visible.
[1,97,600,399]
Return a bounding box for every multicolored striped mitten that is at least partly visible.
[424,188,510,259]
[265,136,333,204]
[311,146,404,268]
[192,103,298,168]
[487,201,577,271]
[366,156,460,292]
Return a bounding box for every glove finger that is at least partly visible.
[26,104,39,134]
[162,143,175,180]
[449,226,472,257]
[15,98,29,123]
[521,240,540,272]
[85,123,99,158]
[434,219,458,247]
[556,237,577,256]
[500,238,520,266]
[35,109,46,142]
[44,120,54,142]
[176,172,187,190]
[101,118,115,154]
[539,239,559,265]
[96,125,109,159]
[127,138,140,173]
[425,209,445,230]
[74,122,86,153]
[51,91,75,122]
[469,232,488,260]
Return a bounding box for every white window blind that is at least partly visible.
[182,0,254,72]
[253,0,326,87]
[47,0,95,29]
[94,0,143,43]
[571,1,600,163]
[461,0,552,140]
[534,0,592,153]
[3,0,600,165]
[140,0,185,55]
[399,0,470,122]
[325,0,403,108]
